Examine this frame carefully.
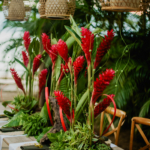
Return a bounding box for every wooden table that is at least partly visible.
[2,135,124,150]
[2,136,36,150]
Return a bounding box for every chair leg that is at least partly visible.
[115,117,123,146]
[135,124,150,150]
[129,119,135,150]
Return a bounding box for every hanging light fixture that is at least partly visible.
[100,0,141,12]
[38,0,76,20]
[2,0,32,21]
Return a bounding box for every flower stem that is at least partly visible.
[74,82,77,116]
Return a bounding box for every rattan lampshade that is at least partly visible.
[2,0,32,21]
[38,0,46,18]
[39,0,75,20]
[101,0,141,12]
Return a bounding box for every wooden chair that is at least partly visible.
[130,117,150,150]
[100,106,126,146]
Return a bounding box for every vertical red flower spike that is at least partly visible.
[39,69,48,98]
[81,27,94,66]
[49,44,58,72]
[58,63,69,84]
[73,56,85,84]
[91,69,115,104]
[33,54,42,76]
[23,31,31,53]
[94,30,114,69]
[10,68,26,95]
[54,91,74,121]
[57,39,68,63]
[42,33,51,53]
[22,51,29,67]
[94,94,115,118]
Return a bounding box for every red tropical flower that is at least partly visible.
[39,69,48,98]
[81,27,94,66]
[10,68,26,95]
[49,44,58,71]
[42,33,51,53]
[94,94,115,118]
[94,30,114,69]
[73,56,85,84]
[54,91,74,121]
[23,31,31,53]
[58,63,69,84]
[33,54,42,76]
[22,51,29,67]
[57,39,68,63]
[91,69,115,104]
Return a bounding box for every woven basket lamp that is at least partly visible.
[38,0,46,18]
[42,0,76,20]
[7,0,25,21]
[2,0,10,19]
[101,0,141,12]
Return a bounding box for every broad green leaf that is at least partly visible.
[51,38,57,45]
[92,28,103,35]
[65,25,81,48]
[47,132,60,142]
[66,36,75,50]
[55,56,61,81]
[91,37,97,60]
[40,102,49,123]
[70,15,81,37]
[61,31,70,41]
[84,23,91,29]
[139,99,150,117]
[75,89,89,120]
[15,58,29,72]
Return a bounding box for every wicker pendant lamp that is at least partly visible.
[2,0,32,21]
[7,0,25,21]
[38,0,76,20]
[101,0,141,12]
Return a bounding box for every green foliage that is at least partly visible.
[3,111,49,137]
[48,123,111,150]
[22,113,48,136]
[11,95,38,113]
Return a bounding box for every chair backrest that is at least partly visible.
[100,106,126,145]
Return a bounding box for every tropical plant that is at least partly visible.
[38,16,116,148]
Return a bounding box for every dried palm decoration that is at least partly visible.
[100,0,141,12]
[38,0,76,20]
[2,0,32,21]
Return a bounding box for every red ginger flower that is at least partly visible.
[81,27,94,66]
[39,69,48,98]
[23,31,31,53]
[33,54,42,76]
[42,33,51,53]
[10,68,26,95]
[94,94,115,118]
[49,44,58,71]
[22,51,29,67]
[58,63,69,84]
[73,56,85,84]
[57,39,68,63]
[91,69,115,104]
[54,91,74,121]
[94,29,114,69]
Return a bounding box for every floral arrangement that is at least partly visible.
[3,31,47,114]
[40,18,116,149]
